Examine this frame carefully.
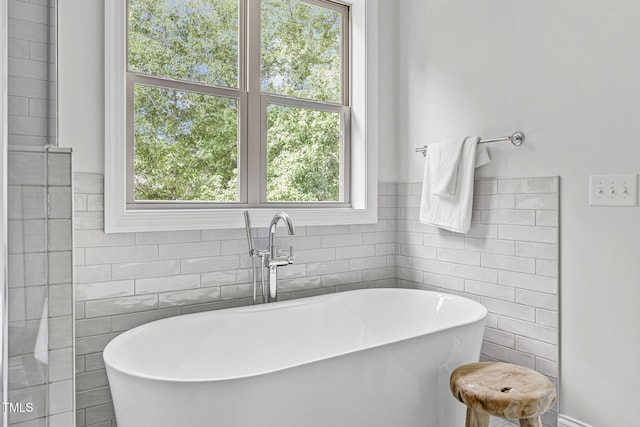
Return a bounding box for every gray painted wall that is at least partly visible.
[394,1,640,424]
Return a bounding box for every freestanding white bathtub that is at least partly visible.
[103,288,487,427]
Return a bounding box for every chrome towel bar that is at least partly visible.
[415,131,525,157]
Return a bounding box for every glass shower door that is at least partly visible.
[2,0,74,425]
[6,147,50,425]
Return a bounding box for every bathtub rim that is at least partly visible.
[103,288,488,383]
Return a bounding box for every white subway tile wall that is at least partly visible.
[8,0,56,148]
[395,177,559,427]
[73,174,398,427]
[73,174,558,427]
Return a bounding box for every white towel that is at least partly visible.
[430,139,465,197]
[419,136,491,234]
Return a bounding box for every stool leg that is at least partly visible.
[465,408,489,427]
[519,417,542,427]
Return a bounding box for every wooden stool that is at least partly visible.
[450,362,556,427]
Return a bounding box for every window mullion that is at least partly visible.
[246,0,262,205]
[263,93,349,114]
[342,4,350,107]
[238,0,248,204]
[128,73,243,99]
[126,73,135,205]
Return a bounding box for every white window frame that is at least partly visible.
[105,0,378,233]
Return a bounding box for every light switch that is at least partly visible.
[589,174,638,207]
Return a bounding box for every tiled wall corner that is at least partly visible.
[395,177,559,427]
[73,175,397,427]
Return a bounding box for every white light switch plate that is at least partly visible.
[589,174,638,207]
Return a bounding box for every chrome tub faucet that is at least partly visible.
[244,211,295,303]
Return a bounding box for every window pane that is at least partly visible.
[133,85,239,202]
[266,104,342,202]
[261,0,343,104]
[128,0,239,88]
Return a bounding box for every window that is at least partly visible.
[106,0,378,232]
[127,0,242,204]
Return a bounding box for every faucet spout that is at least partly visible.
[269,213,295,259]
[243,212,295,304]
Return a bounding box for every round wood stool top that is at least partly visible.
[450,362,556,420]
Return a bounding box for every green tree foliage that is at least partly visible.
[261,0,342,103]
[133,86,238,201]
[129,0,239,201]
[267,105,340,202]
[129,0,344,202]
[262,0,343,202]
[129,0,238,87]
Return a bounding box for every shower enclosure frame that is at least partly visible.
[1,0,8,423]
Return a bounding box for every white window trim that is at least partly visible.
[105,0,378,233]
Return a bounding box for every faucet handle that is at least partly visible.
[243,211,255,257]
[288,246,294,264]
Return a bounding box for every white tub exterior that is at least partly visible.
[103,288,487,427]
